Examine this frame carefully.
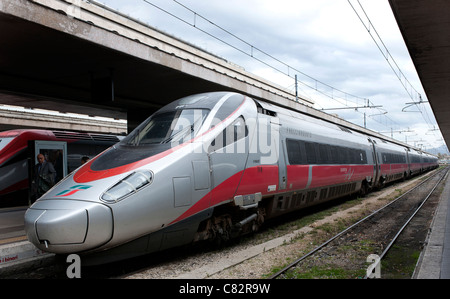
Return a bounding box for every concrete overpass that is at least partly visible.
[389,0,450,149]
[0,0,315,132]
[0,105,126,134]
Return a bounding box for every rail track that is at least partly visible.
[269,167,449,279]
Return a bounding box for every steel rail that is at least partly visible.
[364,167,449,278]
[269,167,448,279]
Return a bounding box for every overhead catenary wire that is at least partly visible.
[170,0,420,133]
[347,0,438,135]
[138,0,439,141]
[347,0,422,102]
[141,0,373,109]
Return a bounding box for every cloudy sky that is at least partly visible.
[98,0,445,152]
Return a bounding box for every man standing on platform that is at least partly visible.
[33,153,56,199]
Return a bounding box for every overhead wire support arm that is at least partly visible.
[320,105,382,111]
[378,128,413,134]
[402,97,429,112]
[320,104,383,129]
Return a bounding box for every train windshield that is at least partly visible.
[0,137,15,152]
[123,109,209,146]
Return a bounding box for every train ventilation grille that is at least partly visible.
[52,131,120,142]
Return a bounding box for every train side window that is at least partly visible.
[360,151,367,164]
[354,149,363,164]
[354,149,359,164]
[352,149,358,164]
[1,148,27,168]
[349,148,356,164]
[305,142,317,164]
[344,148,351,164]
[286,139,307,165]
[286,140,372,166]
[298,140,307,164]
[318,144,330,164]
[330,145,339,164]
[287,139,301,164]
[337,147,345,164]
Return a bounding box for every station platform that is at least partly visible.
[0,206,54,277]
[414,171,450,278]
[0,206,27,245]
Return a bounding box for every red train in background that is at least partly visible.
[0,129,122,207]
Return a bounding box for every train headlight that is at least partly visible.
[101,170,153,203]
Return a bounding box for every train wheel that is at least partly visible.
[359,181,369,197]
[378,176,386,189]
[210,215,232,247]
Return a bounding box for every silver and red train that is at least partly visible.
[24,92,438,263]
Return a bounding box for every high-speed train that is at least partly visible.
[24,92,438,263]
[0,129,121,207]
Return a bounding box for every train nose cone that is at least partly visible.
[28,209,88,244]
[24,200,113,254]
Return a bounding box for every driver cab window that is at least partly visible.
[209,116,248,153]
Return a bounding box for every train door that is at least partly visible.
[28,141,68,201]
[270,117,286,191]
[368,138,380,188]
[405,148,411,177]
[208,115,250,206]
[34,141,68,182]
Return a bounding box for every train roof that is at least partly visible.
[0,129,121,142]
